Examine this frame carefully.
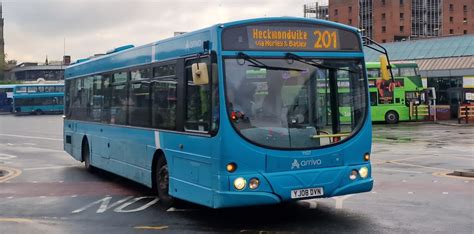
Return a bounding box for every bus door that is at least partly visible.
[164,57,217,204]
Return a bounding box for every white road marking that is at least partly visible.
[301,200,318,209]
[332,195,352,209]
[72,196,133,214]
[23,143,37,146]
[442,192,449,195]
[0,133,62,141]
[0,153,17,160]
[71,195,77,198]
[408,192,414,194]
[23,165,79,171]
[166,207,197,212]
[7,196,13,199]
[114,197,159,213]
[371,191,377,194]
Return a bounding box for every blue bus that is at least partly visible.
[13,84,64,115]
[64,17,372,208]
[0,84,14,112]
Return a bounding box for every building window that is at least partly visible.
[382,39,386,43]
[382,26,386,33]
[382,0,386,5]
[335,9,338,16]
[349,19,352,25]
[400,13,404,20]
[464,18,467,24]
[449,29,454,34]
[348,6,352,13]
[400,0,403,5]
[450,17,453,23]
[382,13,386,20]
[464,30,468,34]
[400,26,404,32]
[464,5,467,12]
[449,4,453,11]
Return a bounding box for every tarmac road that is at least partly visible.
[0,115,473,233]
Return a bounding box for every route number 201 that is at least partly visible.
[313,30,338,49]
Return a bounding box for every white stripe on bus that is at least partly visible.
[154,131,161,149]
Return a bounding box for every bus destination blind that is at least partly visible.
[246,26,341,51]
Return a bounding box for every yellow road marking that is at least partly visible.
[0,166,22,183]
[433,171,474,180]
[0,218,34,223]
[134,225,169,230]
[388,161,450,171]
[439,155,474,161]
[372,155,432,165]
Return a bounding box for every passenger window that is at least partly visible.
[129,82,151,127]
[131,68,152,81]
[152,78,177,130]
[370,92,378,106]
[110,72,128,125]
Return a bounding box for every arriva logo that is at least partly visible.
[291,158,322,170]
[291,159,300,169]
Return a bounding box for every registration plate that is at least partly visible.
[291,187,324,199]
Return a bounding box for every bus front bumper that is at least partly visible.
[213,165,373,208]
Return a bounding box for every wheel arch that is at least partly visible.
[151,149,167,190]
[81,135,89,162]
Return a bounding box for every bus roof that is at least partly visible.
[0,84,15,88]
[14,84,64,87]
[366,61,419,69]
[65,17,361,80]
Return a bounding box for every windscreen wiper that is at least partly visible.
[285,53,357,73]
[237,52,304,71]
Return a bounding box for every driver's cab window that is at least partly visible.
[185,57,212,132]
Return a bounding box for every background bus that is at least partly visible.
[13,84,64,115]
[0,84,14,112]
[366,62,425,123]
[64,17,373,208]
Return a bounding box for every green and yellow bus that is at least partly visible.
[365,62,425,123]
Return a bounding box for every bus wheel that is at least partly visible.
[82,139,94,172]
[35,109,43,115]
[155,156,174,207]
[385,111,399,124]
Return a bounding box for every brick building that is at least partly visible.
[304,0,473,43]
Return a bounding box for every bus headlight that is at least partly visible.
[233,177,247,190]
[349,170,358,180]
[359,167,369,179]
[249,178,260,190]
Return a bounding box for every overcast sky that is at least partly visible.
[3,0,311,63]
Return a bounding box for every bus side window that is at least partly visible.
[129,68,152,128]
[370,92,378,106]
[152,63,177,130]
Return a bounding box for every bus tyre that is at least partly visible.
[385,111,399,124]
[35,109,43,115]
[82,140,94,172]
[155,157,174,208]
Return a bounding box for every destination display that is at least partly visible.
[248,26,340,50]
[222,23,361,52]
